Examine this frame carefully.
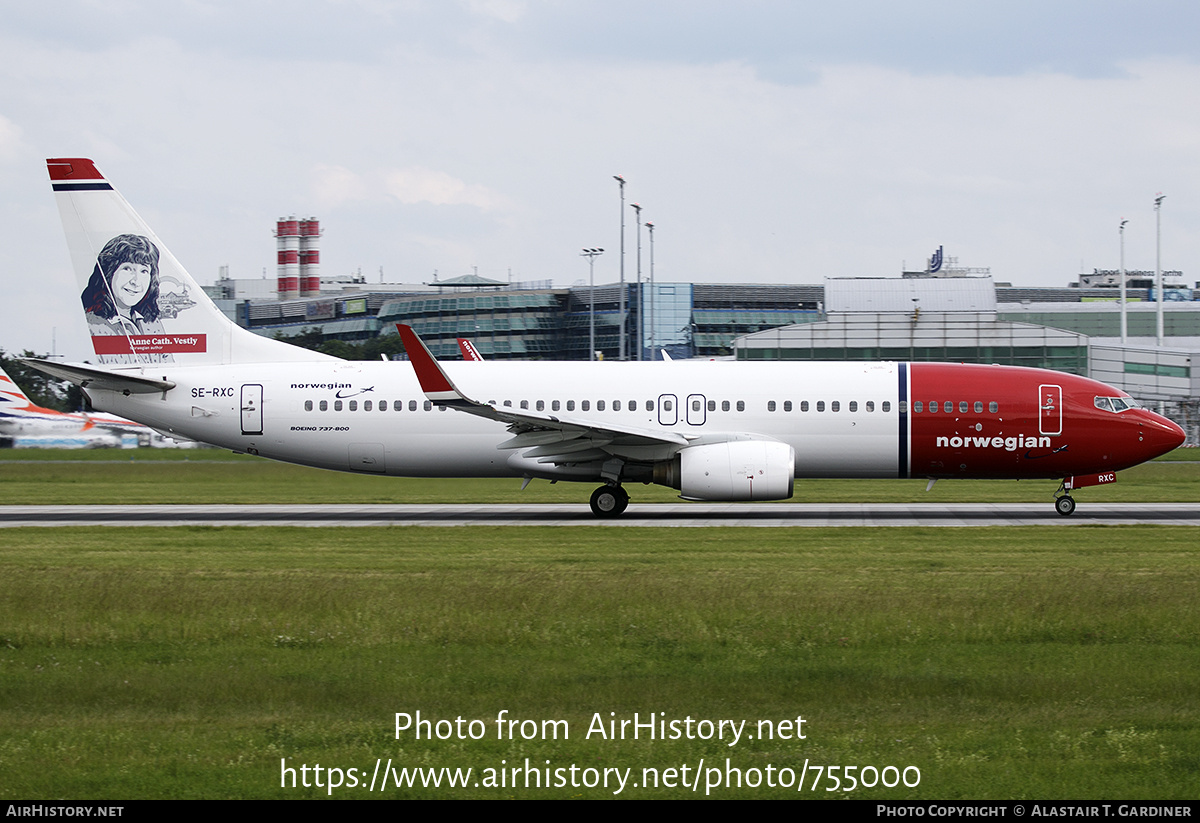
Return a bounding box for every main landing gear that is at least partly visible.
[590,484,629,517]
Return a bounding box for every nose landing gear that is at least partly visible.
[1054,494,1076,516]
[590,484,629,517]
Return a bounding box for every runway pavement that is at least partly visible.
[0,502,1197,527]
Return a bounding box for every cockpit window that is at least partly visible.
[1095,396,1138,413]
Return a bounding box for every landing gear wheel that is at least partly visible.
[1055,495,1076,517]
[590,485,629,517]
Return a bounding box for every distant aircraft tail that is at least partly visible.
[0,364,39,413]
[47,158,325,366]
[457,338,484,361]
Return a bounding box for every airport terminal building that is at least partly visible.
[209,272,1200,443]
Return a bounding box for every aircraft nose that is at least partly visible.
[1139,411,1186,459]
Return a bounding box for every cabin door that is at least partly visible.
[1038,384,1062,436]
[240,384,264,435]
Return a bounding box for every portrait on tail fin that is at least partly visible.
[80,234,195,363]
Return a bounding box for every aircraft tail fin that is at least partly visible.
[0,364,39,414]
[47,158,327,366]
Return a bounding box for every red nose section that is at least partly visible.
[1140,412,1186,460]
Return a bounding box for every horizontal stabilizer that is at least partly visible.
[21,358,175,395]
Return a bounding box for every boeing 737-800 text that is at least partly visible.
[26,158,1184,516]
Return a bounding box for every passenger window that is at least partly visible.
[503,400,512,407]
[898,401,907,413]
[520,400,529,410]
[319,400,328,411]
[349,400,358,411]
[974,401,983,413]
[929,401,937,413]
[334,400,343,411]
[736,401,745,412]
[767,400,776,412]
[849,401,858,412]
[409,400,418,411]
[552,400,560,411]
[597,400,605,411]
[630,400,638,411]
[831,401,840,412]
[989,401,998,413]
[708,400,716,412]
[801,401,809,412]
[536,400,544,411]
[364,400,372,411]
[783,401,792,412]
[817,401,825,412]
[883,401,892,412]
[722,400,730,412]
[647,400,654,411]
[304,400,313,411]
[868,400,876,412]
[582,400,590,411]
[912,401,920,413]
[424,401,432,411]
[379,402,386,412]
[567,400,575,411]
[694,399,703,411]
[958,401,968,414]
[663,399,672,411]
[944,401,953,413]
[613,400,621,411]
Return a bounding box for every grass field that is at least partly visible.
[0,446,1197,505]
[0,451,1197,799]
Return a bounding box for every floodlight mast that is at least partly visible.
[1154,194,1165,347]
[631,202,643,360]
[646,221,655,360]
[1119,219,1128,344]
[614,175,626,360]
[581,248,604,361]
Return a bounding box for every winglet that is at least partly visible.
[396,324,469,404]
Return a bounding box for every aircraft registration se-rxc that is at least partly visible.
[26,158,1185,516]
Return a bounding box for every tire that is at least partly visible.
[590,485,628,517]
[1055,495,1076,516]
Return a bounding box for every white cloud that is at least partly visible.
[383,166,509,211]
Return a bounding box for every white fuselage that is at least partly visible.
[87,359,904,479]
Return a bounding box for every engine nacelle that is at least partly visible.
[677,440,795,501]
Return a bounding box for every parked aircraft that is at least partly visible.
[26,158,1185,515]
[0,363,150,446]
[457,338,484,361]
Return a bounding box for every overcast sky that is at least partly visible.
[3,0,1200,359]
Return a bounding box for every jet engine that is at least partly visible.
[657,440,795,501]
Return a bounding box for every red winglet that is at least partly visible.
[396,324,458,396]
[47,158,103,181]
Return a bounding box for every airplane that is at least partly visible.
[457,338,484,361]
[25,158,1186,516]
[0,363,150,447]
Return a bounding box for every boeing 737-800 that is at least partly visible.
[26,158,1185,516]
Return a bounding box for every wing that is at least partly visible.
[396,325,689,466]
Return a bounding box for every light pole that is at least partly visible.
[581,248,604,360]
[646,221,655,361]
[631,202,642,360]
[1119,219,1128,344]
[614,175,626,360]
[1155,194,1165,346]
